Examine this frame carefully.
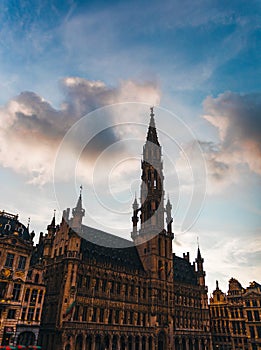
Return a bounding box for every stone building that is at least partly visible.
[38,108,212,350]
[0,210,45,346]
[210,278,261,350]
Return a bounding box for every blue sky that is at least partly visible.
[0,0,260,293]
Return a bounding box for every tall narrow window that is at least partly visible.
[5,253,14,268]
[30,289,38,305]
[38,290,43,304]
[21,307,26,320]
[254,310,260,321]
[82,306,88,321]
[35,308,40,321]
[27,307,34,321]
[110,281,115,294]
[92,307,97,322]
[7,309,16,319]
[108,309,113,324]
[100,308,104,322]
[0,282,7,298]
[25,288,30,302]
[102,280,107,292]
[115,310,120,323]
[17,256,27,270]
[12,283,21,301]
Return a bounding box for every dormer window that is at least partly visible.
[4,223,11,231]
[18,227,24,235]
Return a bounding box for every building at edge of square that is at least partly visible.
[38,108,212,350]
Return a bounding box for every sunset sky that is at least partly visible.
[0,0,260,293]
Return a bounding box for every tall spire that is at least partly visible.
[132,108,174,282]
[146,107,160,146]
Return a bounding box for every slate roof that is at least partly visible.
[173,255,197,285]
[0,211,31,242]
[80,225,144,272]
[81,225,133,248]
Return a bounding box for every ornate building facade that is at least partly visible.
[210,278,261,350]
[38,109,212,350]
[0,210,45,346]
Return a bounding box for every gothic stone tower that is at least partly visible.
[131,107,174,282]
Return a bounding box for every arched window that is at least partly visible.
[34,273,40,283]
[17,331,35,345]
[128,336,133,350]
[86,335,92,350]
[95,334,101,350]
[75,334,83,350]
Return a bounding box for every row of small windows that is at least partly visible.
[211,307,228,318]
[175,310,203,329]
[247,310,260,322]
[4,253,27,270]
[73,305,147,326]
[211,307,260,322]
[175,294,201,308]
[78,276,151,300]
[0,282,44,304]
[245,299,260,307]
[2,223,24,234]
[21,306,41,321]
[24,288,44,305]
[250,326,261,338]
[212,319,230,334]
[4,306,41,322]
[0,282,21,301]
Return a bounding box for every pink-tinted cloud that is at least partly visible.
[0,78,160,185]
[201,91,261,191]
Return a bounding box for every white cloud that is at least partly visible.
[201,91,261,193]
[0,78,161,185]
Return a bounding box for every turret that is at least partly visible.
[131,195,139,239]
[47,210,56,238]
[43,211,57,260]
[71,186,85,230]
[165,196,173,235]
[196,245,206,286]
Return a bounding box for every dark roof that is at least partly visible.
[81,225,133,248]
[173,255,197,285]
[80,225,144,272]
[0,211,31,242]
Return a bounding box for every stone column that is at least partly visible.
[82,334,86,350]
[145,338,149,350]
[91,337,95,350]
[108,337,112,350]
[185,338,189,350]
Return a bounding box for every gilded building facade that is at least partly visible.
[210,278,261,350]
[39,109,212,350]
[0,210,45,346]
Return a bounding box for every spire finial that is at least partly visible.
[80,185,83,196]
[146,107,159,145]
[27,217,30,229]
[197,236,199,248]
